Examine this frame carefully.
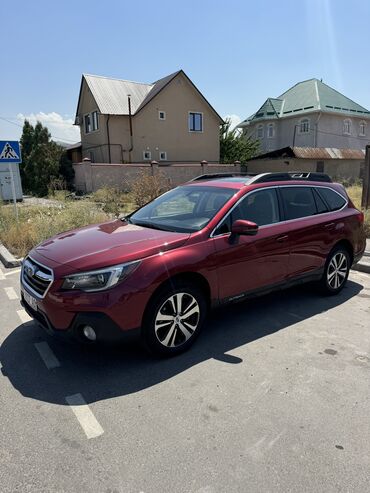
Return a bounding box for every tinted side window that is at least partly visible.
[214,188,280,234]
[313,188,328,214]
[317,187,346,211]
[280,187,317,220]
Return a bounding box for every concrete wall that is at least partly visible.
[73,162,241,193]
[77,72,221,164]
[243,111,370,152]
[246,158,364,181]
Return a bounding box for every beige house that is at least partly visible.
[74,70,223,164]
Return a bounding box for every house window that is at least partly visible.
[299,118,310,133]
[256,124,264,139]
[159,151,167,161]
[143,151,151,160]
[343,119,351,135]
[84,114,91,134]
[359,121,366,136]
[189,112,203,132]
[92,111,99,131]
[158,111,166,120]
[267,123,275,138]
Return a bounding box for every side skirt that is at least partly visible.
[219,269,324,306]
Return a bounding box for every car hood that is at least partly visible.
[32,220,190,274]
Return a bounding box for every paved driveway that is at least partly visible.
[0,265,369,493]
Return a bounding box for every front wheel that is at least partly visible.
[319,247,350,295]
[142,281,207,356]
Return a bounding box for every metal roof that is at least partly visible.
[238,79,370,128]
[249,146,366,160]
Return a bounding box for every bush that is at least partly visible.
[131,172,170,207]
[92,186,126,216]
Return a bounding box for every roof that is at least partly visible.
[76,70,223,122]
[248,146,366,160]
[238,79,370,127]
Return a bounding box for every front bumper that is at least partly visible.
[20,293,140,343]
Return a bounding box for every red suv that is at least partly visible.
[21,172,366,356]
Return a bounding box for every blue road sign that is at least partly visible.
[0,141,22,163]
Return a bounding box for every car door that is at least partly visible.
[278,185,334,279]
[211,187,290,302]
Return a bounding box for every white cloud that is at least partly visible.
[17,112,80,143]
[223,114,243,135]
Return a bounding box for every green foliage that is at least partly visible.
[19,120,74,196]
[220,118,259,164]
[92,186,126,216]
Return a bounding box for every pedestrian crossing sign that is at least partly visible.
[0,141,21,163]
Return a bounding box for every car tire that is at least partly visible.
[319,246,351,295]
[141,280,207,357]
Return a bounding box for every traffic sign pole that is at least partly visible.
[9,165,18,221]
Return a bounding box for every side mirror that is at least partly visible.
[231,219,259,236]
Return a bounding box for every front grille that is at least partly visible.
[22,257,53,297]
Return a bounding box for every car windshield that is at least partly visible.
[128,185,235,233]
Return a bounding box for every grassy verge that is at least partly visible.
[0,183,369,258]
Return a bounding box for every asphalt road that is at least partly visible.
[0,265,369,493]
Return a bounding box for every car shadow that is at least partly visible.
[0,279,363,406]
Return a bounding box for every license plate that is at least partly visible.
[23,290,38,311]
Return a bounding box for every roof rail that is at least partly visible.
[250,172,332,184]
[190,173,251,181]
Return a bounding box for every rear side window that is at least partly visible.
[313,189,328,214]
[317,187,347,211]
[280,187,317,220]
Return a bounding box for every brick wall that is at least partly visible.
[73,162,242,193]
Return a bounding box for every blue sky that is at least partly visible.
[1,0,370,143]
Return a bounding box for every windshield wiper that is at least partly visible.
[131,221,175,232]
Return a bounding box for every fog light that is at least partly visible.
[82,325,96,341]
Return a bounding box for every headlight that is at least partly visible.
[61,261,140,292]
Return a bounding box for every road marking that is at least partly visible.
[4,286,18,300]
[17,309,32,324]
[0,269,5,280]
[34,341,60,370]
[4,268,21,276]
[65,393,104,439]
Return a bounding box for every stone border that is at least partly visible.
[0,243,22,268]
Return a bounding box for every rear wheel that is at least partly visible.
[320,247,350,295]
[142,281,207,356]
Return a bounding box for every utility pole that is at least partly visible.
[361,145,370,209]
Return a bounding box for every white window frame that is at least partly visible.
[256,124,264,139]
[359,120,366,137]
[92,110,99,131]
[343,119,352,135]
[299,118,310,134]
[143,150,151,161]
[159,151,167,161]
[267,123,275,138]
[158,110,166,120]
[188,111,203,133]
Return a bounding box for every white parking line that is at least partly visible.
[17,309,32,324]
[65,393,104,439]
[34,342,60,369]
[4,268,21,276]
[0,269,5,280]
[4,287,18,300]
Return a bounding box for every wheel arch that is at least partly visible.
[331,239,354,264]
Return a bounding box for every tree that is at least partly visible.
[220,118,259,164]
[19,120,74,196]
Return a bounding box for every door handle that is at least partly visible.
[324,222,335,229]
[276,234,288,242]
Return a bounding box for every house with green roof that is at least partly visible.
[237,79,370,152]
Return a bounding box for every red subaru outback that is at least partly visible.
[20,172,366,356]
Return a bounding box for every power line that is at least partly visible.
[0,115,79,144]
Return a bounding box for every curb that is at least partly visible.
[0,243,22,268]
[352,257,370,274]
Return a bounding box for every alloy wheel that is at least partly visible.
[327,252,348,289]
[154,292,200,347]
